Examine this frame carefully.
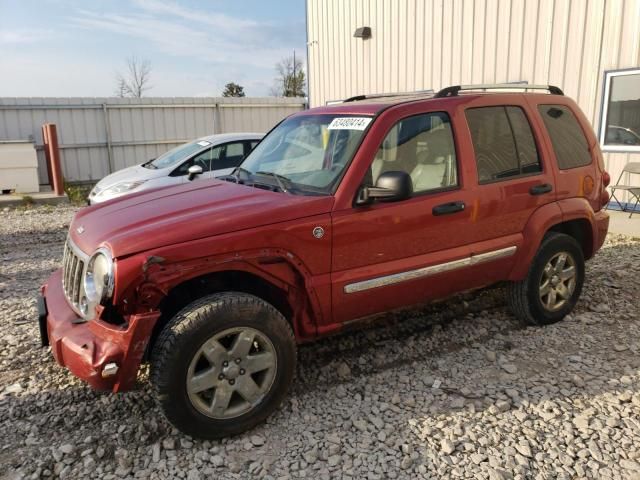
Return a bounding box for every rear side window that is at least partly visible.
[213,142,246,170]
[538,105,592,169]
[466,106,541,183]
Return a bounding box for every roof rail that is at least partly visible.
[341,89,434,103]
[434,84,564,98]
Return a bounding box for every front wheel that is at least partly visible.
[150,292,296,439]
[507,232,585,325]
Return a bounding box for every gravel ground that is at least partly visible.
[1,204,640,480]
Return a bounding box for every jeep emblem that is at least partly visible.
[312,226,324,239]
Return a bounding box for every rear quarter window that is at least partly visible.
[538,105,592,169]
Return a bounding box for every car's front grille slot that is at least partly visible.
[62,239,86,309]
[72,256,83,303]
[62,243,71,293]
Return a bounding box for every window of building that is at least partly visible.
[465,106,541,183]
[600,69,640,151]
[538,105,592,169]
[370,112,458,194]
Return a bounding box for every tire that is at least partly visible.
[150,292,296,439]
[507,232,585,326]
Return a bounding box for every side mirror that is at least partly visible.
[187,165,203,181]
[356,170,413,205]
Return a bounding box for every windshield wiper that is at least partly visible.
[232,166,252,179]
[142,159,157,169]
[255,171,293,193]
[218,166,252,184]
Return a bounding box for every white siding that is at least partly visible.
[306,0,640,193]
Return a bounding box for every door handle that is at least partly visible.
[432,201,465,216]
[529,183,553,195]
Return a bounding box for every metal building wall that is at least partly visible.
[306,0,640,190]
[0,97,304,184]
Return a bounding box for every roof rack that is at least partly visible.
[434,84,564,98]
[341,89,434,103]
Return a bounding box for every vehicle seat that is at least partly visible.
[410,130,452,190]
[371,153,384,183]
[370,138,400,185]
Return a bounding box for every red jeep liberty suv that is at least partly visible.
[39,84,610,439]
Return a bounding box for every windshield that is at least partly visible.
[146,139,211,169]
[239,114,372,193]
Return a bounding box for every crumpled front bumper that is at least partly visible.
[40,269,160,392]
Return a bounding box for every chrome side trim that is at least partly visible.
[469,245,517,264]
[343,246,517,294]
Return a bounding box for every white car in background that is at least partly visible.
[88,133,263,204]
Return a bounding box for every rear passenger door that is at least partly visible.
[458,98,556,282]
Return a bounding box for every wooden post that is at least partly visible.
[41,125,54,186]
[42,123,64,196]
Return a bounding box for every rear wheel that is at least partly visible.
[507,232,585,325]
[150,292,296,439]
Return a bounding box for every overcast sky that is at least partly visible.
[0,0,307,97]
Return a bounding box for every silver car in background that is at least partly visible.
[88,132,263,204]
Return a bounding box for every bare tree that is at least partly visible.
[115,56,152,98]
[271,52,305,97]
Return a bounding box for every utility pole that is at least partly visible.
[292,49,296,96]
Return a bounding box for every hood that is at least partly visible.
[95,164,168,191]
[70,179,334,257]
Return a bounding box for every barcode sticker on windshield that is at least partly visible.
[197,141,211,147]
[328,117,372,130]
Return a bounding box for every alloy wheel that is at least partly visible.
[539,252,577,312]
[186,327,277,419]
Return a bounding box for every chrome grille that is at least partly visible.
[62,239,87,310]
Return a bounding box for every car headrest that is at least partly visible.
[414,129,453,164]
[427,129,454,157]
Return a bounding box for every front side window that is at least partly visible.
[466,106,541,183]
[369,112,458,193]
[600,69,640,151]
[171,147,217,176]
[538,105,591,169]
[240,114,370,194]
[147,140,211,170]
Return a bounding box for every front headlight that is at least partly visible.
[100,180,146,196]
[84,248,114,305]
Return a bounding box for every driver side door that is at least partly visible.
[171,146,220,182]
[330,110,478,324]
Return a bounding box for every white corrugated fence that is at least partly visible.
[0,97,305,184]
